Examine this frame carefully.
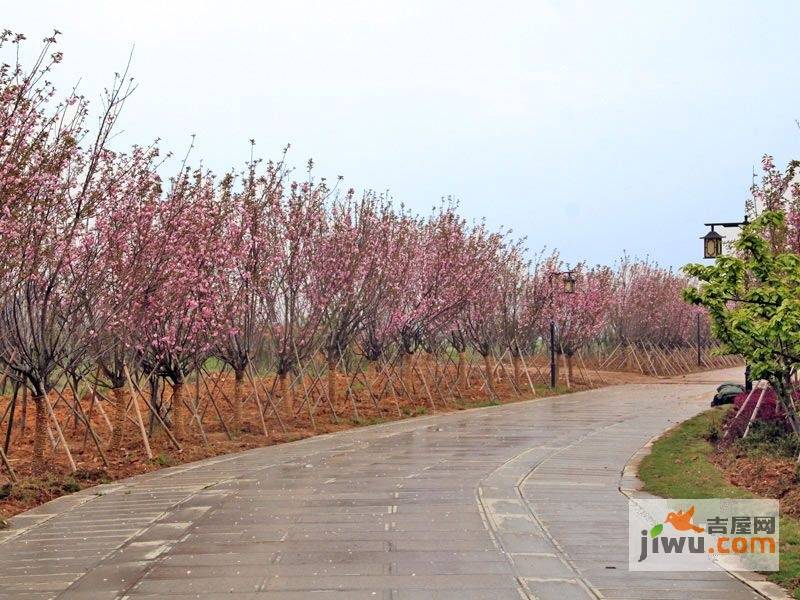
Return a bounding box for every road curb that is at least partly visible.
[620,408,791,600]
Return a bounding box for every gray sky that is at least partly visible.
[6,1,800,268]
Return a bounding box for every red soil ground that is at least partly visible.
[0,359,658,522]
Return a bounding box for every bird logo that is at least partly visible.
[649,505,705,537]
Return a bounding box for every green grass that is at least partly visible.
[350,415,388,427]
[639,407,800,597]
[400,406,428,417]
[152,453,177,467]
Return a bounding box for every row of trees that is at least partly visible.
[0,32,713,476]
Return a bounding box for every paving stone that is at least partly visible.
[0,367,764,599]
[523,578,594,599]
[511,554,575,578]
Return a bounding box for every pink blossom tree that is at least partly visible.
[0,31,138,471]
[264,168,331,416]
[746,155,800,253]
[608,256,707,349]
[314,191,394,407]
[214,153,284,430]
[133,166,238,439]
[78,144,164,450]
[543,261,614,382]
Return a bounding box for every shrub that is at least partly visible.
[706,420,722,443]
[734,420,800,459]
[725,388,794,441]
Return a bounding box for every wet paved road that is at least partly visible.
[0,368,770,599]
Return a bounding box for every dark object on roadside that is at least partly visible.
[711,383,745,406]
[0,483,11,500]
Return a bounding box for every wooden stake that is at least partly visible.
[494,348,521,398]
[302,353,341,424]
[743,386,768,438]
[42,390,77,473]
[58,380,109,468]
[2,382,18,455]
[197,370,233,441]
[516,351,538,395]
[0,445,16,483]
[90,390,114,433]
[578,352,607,384]
[243,362,273,439]
[560,353,571,390]
[125,370,182,451]
[123,366,153,459]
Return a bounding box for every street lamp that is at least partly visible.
[562,271,576,294]
[549,270,575,388]
[699,214,751,389]
[702,228,723,259]
[701,216,749,259]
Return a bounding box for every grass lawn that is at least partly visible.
[639,407,800,598]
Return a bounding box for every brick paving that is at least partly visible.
[0,368,768,599]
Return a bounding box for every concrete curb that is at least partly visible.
[620,408,791,600]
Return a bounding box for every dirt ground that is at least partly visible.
[712,452,800,518]
[0,363,661,522]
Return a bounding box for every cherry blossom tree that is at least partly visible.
[314,191,393,407]
[133,167,238,439]
[745,155,800,253]
[79,145,163,450]
[608,256,707,349]
[264,168,331,416]
[0,31,137,471]
[214,153,284,430]
[543,261,614,382]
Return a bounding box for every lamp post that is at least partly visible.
[549,270,576,389]
[700,214,751,387]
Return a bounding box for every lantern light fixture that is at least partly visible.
[562,271,576,294]
[702,227,723,259]
[700,215,750,259]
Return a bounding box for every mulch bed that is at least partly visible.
[712,451,800,517]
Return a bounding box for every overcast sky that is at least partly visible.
[6,1,800,268]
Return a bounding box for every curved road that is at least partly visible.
[0,369,769,599]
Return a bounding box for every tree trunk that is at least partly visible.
[512,354,521,388]
[20,385,28,436]
[110,386,128,451]
[32,393,48,476]
[553,356,559,386]
[775,374,800,435]
[279,372,292,418]
[457,351,465,389]
[327,360,337,408]
[482,354,498,399]
[148,378,159,434]
[4,384,18,455]
[398,354,408,395]
[566,353,574,383]
[171,381,185,439]
[290,383,298,422]
[233,368,244,431]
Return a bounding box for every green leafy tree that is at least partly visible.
[684,211,800,434]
